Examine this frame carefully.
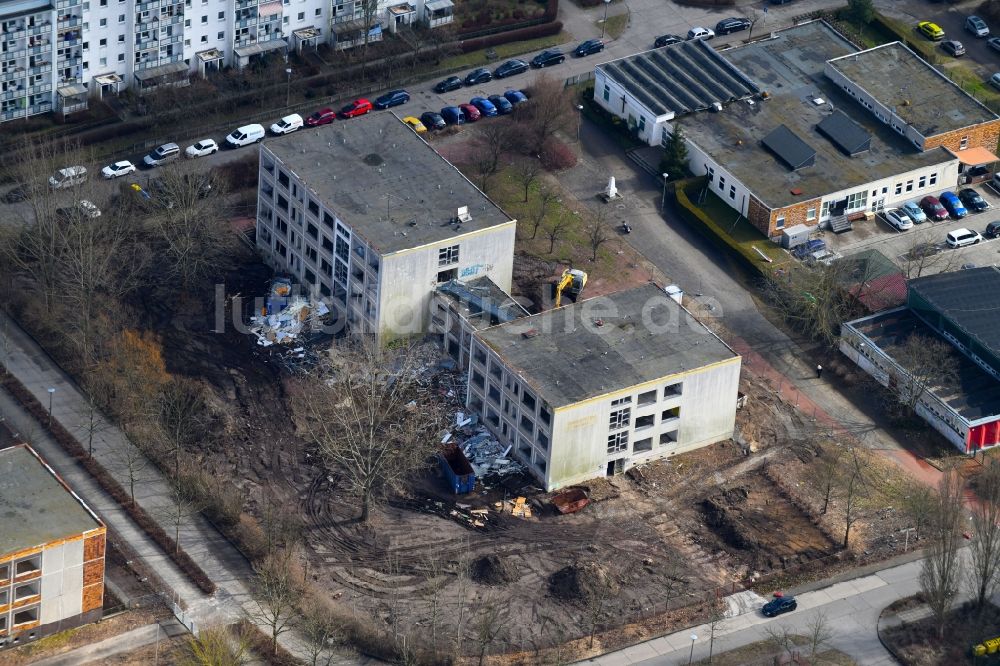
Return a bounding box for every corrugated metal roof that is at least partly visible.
[909,267,1000,363]
[598,40,759,117]
[817,110,871,156]
[761,125,816,170]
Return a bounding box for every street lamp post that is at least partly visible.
[576,104,584,142]
[47,387,56,425]
[601,0,612,39]
[688,633,698,665]
[661,172,669,212]
[285,67,293,108]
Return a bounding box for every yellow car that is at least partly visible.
[402,116,427,133]
[918,21,945,41]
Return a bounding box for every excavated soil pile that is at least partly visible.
[471,554,520,586]
[548,561,620,602]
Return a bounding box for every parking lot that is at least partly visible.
[821,181,1000,275]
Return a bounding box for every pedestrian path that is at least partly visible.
[27,620,187,666]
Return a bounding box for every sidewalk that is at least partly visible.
[27,620,187,666]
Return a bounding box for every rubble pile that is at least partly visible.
[457,428,525,482]
[246,278,334,356]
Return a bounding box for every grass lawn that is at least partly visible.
[692,635,857,666]
[686,183,787,265]
[439,31,572,71]
[599,13,629,40]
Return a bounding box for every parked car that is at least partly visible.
[885,208,914,231]
[494,59,528,79]
[990,37,1000,52]
[967,15,990,38]
[901,200,927,224]
[56,200,101,219]
[762,595,797,618]
[185,139,218,158]
[402,116,427,133]
[440,106,466,125]
[48,166,88,189]
[959,188,989,212]
[459,103,481,122]
[0,184,30,203]
[920,195,949,221]
[143,142,180,167]
[374,89,410,109]
[791,238,826,259]
[985,220,1000,238]
[270,113,303,135]
[573,39,605,57]
[339,98,372,119]
[101,160,136,179]
[918,21,945,41]
[434,76,463,93]
[305,108,336,126]
[715,17,751,35]
[940,191,969,218]
[769,0,795,4]
[947,227,983,248]
[991,72,1000,90]
[687,27,715,41]
[470,97,498,118]
[225,123,266,147]
[531,50,565,68]
[420,111,447,131]
[654,34,683,48]
[942,40,966,57]
[504,89,528,106]
[966,165,991,181]
[488,94,513,115]
[464,68,492,86]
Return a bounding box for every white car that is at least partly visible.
[185,139,219,158]
[946,228,983,248]
[101,160,136,179]
[884,208,914,231]
[687,27,715,41]
[270,113,303,135]
[76,200,101,218]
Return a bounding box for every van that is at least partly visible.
[142,142,180,167]
[48,166,88,189]
[946,228,983,248]
[269,113,303,135]
[225,124,266,148]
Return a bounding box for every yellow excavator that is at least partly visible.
[554,269,587,308]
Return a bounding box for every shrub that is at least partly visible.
[540,138,577,170]
[459,20,563,53]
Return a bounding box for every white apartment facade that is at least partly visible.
[0,0,453,122]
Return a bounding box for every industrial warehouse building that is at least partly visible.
[255,113,517,342]
[841,267,1000,453]
[464,284,742,490]
[594,21,1000,239]
[0,445,106,648]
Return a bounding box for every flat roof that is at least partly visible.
[0,445,103,556]
[909,266,1000,362]
[477,284,738,408]
[683,21,953,209]
[437,276,528,331]
[847,308,1000,422]
[827,42,998,138]
[265,113,513,255]
[597,39,759,118]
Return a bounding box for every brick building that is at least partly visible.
[0,444,106,648]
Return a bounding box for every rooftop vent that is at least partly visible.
[811,97,825,106]
[522,329,539,339]
[457,205,472,223]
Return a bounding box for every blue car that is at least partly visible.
[374,89,410,109]
[504,89,528,106]
[939,191,968,218]
[470,97,497,117]
[487,94,513,114]
[441,106,466,125]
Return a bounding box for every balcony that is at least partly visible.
[29,43,51,54]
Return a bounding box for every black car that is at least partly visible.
[464,68,493,86]
[488,94,514,114]
[761,595,797,618]
[990,36,1000,52]
[434,76,463,94]
[420,111,447,131]
[531,50,565,68]
[959,188,989,212]
[985,221,1000,238]
[654,34,683,48]
[574,39,605,57]
[0,185,30,203]
[494,59,528,79]
[374,89,410,109]
[715,17,751,35]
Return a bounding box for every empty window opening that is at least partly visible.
[14,582,39,601]
[637,390,657,406]
[438,244,459,266]
[663,383,682,398]
[521,391,536,411]
[15,557,40,577]
[13,607,38,626]
[519,415,534,435]
[660,430,678,445]
[607,431,628,453]
[633,437,653,453]
[662,406,681,421]
[609,408,630,430]
[635,414,655,429]
[611,396,632,406]
[0,564,9,581]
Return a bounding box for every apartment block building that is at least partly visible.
[0,0,454,122]
[0,444,106,648]
[255,113,516,342]
[467,284,742,491]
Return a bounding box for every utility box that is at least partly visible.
[781,224,812,249]
[438,444,476,494]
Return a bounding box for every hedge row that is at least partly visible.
[457,0,557,39]
[0,368,217,595]
[459,20,563,54]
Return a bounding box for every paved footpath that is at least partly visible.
[27,620,187,666]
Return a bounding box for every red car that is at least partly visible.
[339,98,373,119]
[459,103,481,122]
[920,195,949,221]
[305,108,336,126]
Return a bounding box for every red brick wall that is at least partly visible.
[924,119,1000,154]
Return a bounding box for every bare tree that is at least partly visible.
[543,213,574,255]
[583,565,619,649]
[920,470,965,639]
[763,624,796,661]
[706,600,725,663]
[157,378,206,479]
[247,552,304,656]
[471,594,507,666]
[899,239,958,279]
[811,443,844,515]
[842,450,867,549]
[586,210,612,262]
[527,186,560,240]
[519,74,577,146]
[805,611,832,657]
[108,437,150,506]
[513,157,542,202]
[180,624,250,666]
[761,260,861,348]
[968,460,1000,610]
[75,388,110,458]
[292,340,446,522]
[299,601,340,666]
[892,333,960,413]
[259,488,303,557]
